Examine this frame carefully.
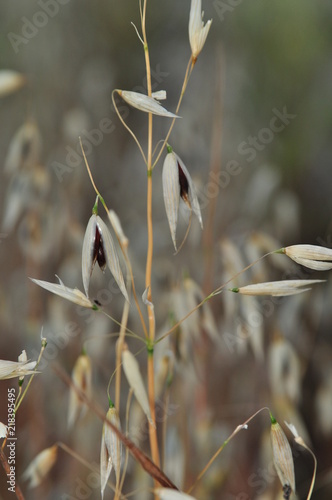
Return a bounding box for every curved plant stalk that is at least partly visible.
[186,407,271,495]
[153,58,194,169]
[15,337,47,413]
[79,138,148,340]
[111,91,147,164]
[156,252,273,345]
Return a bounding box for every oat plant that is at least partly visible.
[2,1,332,499]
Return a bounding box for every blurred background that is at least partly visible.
[0,0,332,498]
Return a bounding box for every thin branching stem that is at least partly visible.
[156,252,273,344]
[15,341,46,413]
[111,91,147,164]
[79,138,149,339]
[141,0,161,475]
[187,407,271,495]
[153,58,193,169]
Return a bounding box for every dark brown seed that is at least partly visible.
[283,484,291,500]
[93,226,107,271]
[178,162,189,203]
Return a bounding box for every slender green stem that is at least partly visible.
[15,340,46,413]
[156,251,273,344]
[112,91,147,164]
[80,138,149,339]
[153,58,194,169]
[187,407,271,495]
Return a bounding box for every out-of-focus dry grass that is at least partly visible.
[1,1,332,499]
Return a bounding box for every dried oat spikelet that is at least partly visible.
[122,345,153,425]
[68,353,92,429]
[4,120,41,175]
[230,279,325,297]
[82,207,128,301]
[277,244,332,271]
[108,209,128,248]
[162,146,203,251]
[30,276,96,309]
[268,336,301,404]
[116,90,179,118]
[0,353,37,380]
[189,0,212,62]
[270,414,295,499]
[22,445,58,488]
[100,404,122,499]
[18,349,29,385]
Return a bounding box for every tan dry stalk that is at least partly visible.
[187,407,271,495]
[141,0,161,478]
[15,339,46,413]
[153,58,193,169]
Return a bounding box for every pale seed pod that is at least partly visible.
[82,213,128,301]
[279,244,332,271]
[18,350,28,384]
[162,148,202,251]
[0,357,37,380]
[241,296,264,361]
[270,415,295,497]
[116,90,179,118]
[107,209,128,248]
[4,121,41,175]
[268,337,301,404]
[22,445,58,488]
[100,406,122,499]
[189,0,212,62]
[230,279,325,297]
[68,353,92,429]
[30,276,95,309]
[284,421,309,449]
[122,346,153,425]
